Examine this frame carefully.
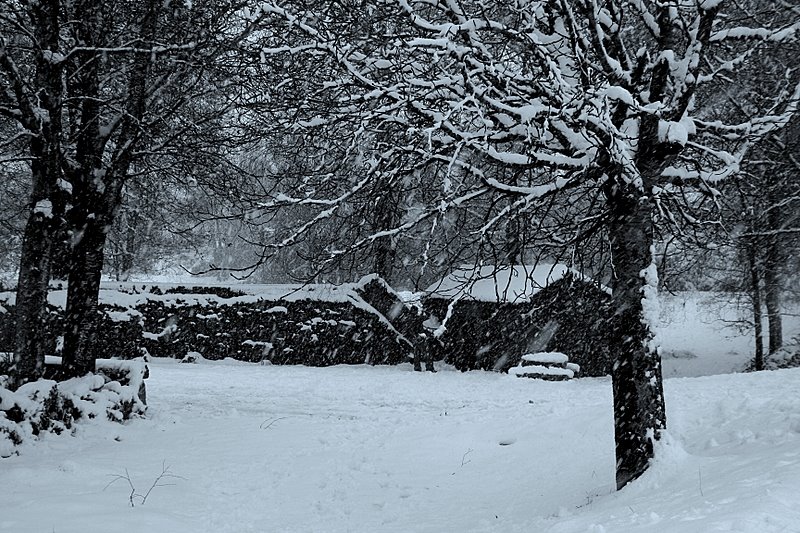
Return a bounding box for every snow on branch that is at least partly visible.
[710,21,800,43]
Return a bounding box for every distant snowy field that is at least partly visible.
[2,360,800,533]
[658,292,800,377]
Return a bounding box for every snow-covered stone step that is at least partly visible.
[522,352,569,364]
[509,351,580,380]
[509,364,575,378]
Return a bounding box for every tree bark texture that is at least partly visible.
[59,0,106,377]
[763,189,783,355]
[372,191,398,283]
[12,200,55,388]
[61,216,109,377]
[606,181,666,490]
[747,240,765,371]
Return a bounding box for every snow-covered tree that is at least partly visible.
[0,0,264,385]
[246,0,800,488]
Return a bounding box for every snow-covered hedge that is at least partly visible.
[0,360,148,457]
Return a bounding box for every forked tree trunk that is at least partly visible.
[59,0,158,378]
[60,0,106,378]
[606,181,666,490]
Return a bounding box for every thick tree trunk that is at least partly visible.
[61,216,108,377]
[9,0,65,389]
[11,200,54,388]
[12,144,67,389]
[606,182,666,490]
[59,0,105,378]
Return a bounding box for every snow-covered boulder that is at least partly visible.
[180,351,205,364]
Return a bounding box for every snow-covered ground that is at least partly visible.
[2,359,799,533]
[2,288,799,531]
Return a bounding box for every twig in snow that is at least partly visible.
[461,448,473,467]
[104,461,184,506]
[260,416,288,429]
[698,468,704,497]
[104,469,138,507]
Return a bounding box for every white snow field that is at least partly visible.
[2,360,800,533]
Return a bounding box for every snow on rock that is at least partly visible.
[57,178,73,193]
[355,273,405,302]
[0,281,366,311]
[105,308,143,322]
[510,352,578,380]
[180,351,205,364]
[509,364,575,378]
[242,340,273,349]
[33,199,53,218]
[522,352,569,364]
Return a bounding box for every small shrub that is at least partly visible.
[0,361,147,456]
